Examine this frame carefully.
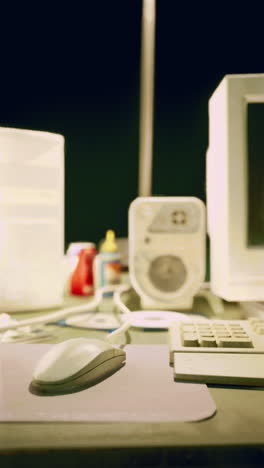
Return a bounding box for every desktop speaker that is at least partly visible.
[129,197,206,310]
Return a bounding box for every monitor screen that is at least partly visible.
[247,103,264,247]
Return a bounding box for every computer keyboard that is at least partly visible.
[169,318,264,386]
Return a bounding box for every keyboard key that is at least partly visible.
[215,333,232,338]
[218,337,253,348]
[199,337,217,347]
[250,320,264,335]
[181,325,196,332]
[249,318,264,326]
[232,333,249,338]
[199,332,215,337]
[182,333,199,347]
[229,324,244,329]
[213,328,229,334]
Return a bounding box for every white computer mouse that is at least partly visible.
[29,337,126,396]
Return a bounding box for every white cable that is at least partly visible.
[113,284,132,315]
[197,282,225,316]
[105,320,131,343]
[0,285,122,332]
[199,290,225,316]
[112,281,225,327]
[112,286,194,329]
[105,285,132,342]
[0,280,224,333]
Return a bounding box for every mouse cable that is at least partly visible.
[0,284,131,333]
[0,282,223,333]
[112,282,225,319]
[96,282,224,341]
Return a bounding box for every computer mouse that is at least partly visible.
[29,337,126,396]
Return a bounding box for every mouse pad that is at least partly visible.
[0,344,216,422]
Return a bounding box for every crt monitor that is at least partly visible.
[206,73,264,302]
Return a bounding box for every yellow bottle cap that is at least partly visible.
[101,230,118,252]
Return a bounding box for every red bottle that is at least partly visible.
[70,243,97,296]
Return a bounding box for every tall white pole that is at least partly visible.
[138,0,156,196]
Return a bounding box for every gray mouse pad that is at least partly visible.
[0,344,216,422]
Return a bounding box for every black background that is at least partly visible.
[0,1,262,248]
